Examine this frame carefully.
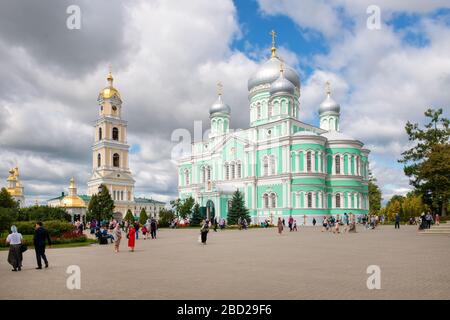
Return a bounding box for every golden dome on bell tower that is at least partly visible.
[99,67,121,100]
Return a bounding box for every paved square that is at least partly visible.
[1,225,449,299]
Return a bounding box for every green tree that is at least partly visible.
[417,143,450,216]
[17,206,70,222]
[191,203,202,226]
[368,173,382,215]
[139,208,148,225]
[158,208,175,227]
[0,208,17,232]
[124,209,135,223]
[87,185,115,223]
[402,192,427,220]
[170,198,181,216]
[0,188,18,209]
[179,197,195,219]
[399,108,450,215]
[227,190,250,225]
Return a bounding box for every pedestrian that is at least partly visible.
[426,213,432,229]
[200,220,209,245]
[213,218,218,232]
[112,223,122,253]
[134,221,140,239]
[435,214,440,226]
[322,217,328,232]
[127,225,136,252]
[144,219,151,240]
[150,218,157,239]
[288,215,293,231]
[293,220,298,231]
[282,218,285,227]
[312,217,316,226]
[395,213,400,229]
[6,225,23,272]
[33,221,51,269]
[277,217,283,235]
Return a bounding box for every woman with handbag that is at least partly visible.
[6,225,23,272]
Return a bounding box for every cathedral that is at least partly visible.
[177,34,370,225]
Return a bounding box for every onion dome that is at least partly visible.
[209,83,231,116]
[99,69,121,100]
[248,31,300,91]
[319,81,340,114]
[270,66,295,95]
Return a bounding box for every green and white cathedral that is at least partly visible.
[177,39,370,225]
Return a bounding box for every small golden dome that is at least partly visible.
[99,69,121,100]
[61,195,86,208]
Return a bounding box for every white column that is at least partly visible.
[332,193,335,208]
[312,192,316,208]
[312,151,316,173]
[356,156,360,176]
[339,154,344,175]
[296,193,300,208]
[304,192,307,208]
[296,152,301,173]
[332,155,336,175]
[304,152,308,173]
[318,151,322,173]
[287,182,291,208]
[347,155,351,175]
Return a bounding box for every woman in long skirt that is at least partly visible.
[112,223,122,253]
[6,225,23,272]
[127,225,136,252]
[277,217,283,235]
[200,220,209,245]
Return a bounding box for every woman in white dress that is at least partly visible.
[6,225,23,271]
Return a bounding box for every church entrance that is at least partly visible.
[206,200,215,221]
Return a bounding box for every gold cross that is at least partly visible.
[217,82,223,96]
[326,81,331,95]
[270,30,277,57]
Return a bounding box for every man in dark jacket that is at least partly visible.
[33,221,52,269]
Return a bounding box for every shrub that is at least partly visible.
[17,206,70,222]
[12,220,74,236]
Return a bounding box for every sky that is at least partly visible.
[0,0,449,205]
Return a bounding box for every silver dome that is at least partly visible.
[270,71,295,95]
[248,56,300,91]
[209,95,231,116]
[319,93,340,114]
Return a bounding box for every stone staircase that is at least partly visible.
[419,222,450,235]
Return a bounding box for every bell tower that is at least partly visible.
[87,68,135,217]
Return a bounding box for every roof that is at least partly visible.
[134,197,166,205]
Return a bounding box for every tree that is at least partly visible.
[0,188,18,209]
[417,143,450,216]
[17,206,70,222]
[170,198,181,216]
[139,208,148,225]
[191,203,202,226]
[402,192,428,220]
[124,209,135,223]
[158,208,175,227]
[87,185,115,223]
[399,108,450,215]
[227,190,250,225]
[368,173,382,215]
[0,208,17,232]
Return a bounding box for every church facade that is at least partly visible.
[177,37,370,225]
[5,167,25,207]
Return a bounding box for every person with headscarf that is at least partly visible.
[6,225,23,272]
[112,223,122,253]
[200,220,209,245]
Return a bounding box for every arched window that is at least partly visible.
[270,155,276,175]
[263,193,269,209]
[335,155,341,174]
[97,153,101,167]
[307,151,312,172]
[307,192,312,208]
[270,193,276,208]
[236,162,241,179]
[257,103,261,119]
[184,170,190,186]
[336,193,341,208]
[113,153,120,167]
[263,157,269,176]
[99,127,102,141]
[112,127,119,141]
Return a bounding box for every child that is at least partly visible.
[293,220,298,231]
[141,225,148,240]
[127,225,136,252]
